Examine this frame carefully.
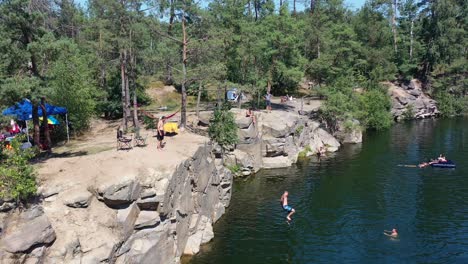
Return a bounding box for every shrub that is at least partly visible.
[0,137,37,203]
[298,145,312,159]
[208,104,239,152]
[402,104,415,120]
[227,164,241,174]
[358,89,393,130]
[295,125,304,135]
[143,115,156,130]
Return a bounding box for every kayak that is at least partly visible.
[431,160,456,168]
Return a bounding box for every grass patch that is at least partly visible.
[298,145,312,159]
[227,164,241,174]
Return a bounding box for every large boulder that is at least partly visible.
[0,198,15,212]
[134,211,160,230]
[334,120,363,144]
[0,206,56,253]
[262,137,286,157]
[262,156,292,169]
[183,215,214,255]
[116,202,141,238]
[97,180,141,208]
[235,116,253,129]
[316,128,341,152]
[197,111,213,126]
[261,112,298,138]
[238,122,257,140]
[63,189,93,208]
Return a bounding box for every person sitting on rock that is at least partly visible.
[245,108,256,125]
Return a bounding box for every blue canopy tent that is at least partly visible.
[2,99,69,143]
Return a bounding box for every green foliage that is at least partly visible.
[435,94,468,117]
[208,104,238,150]
[47,40,99,131]
[143,116,156,130]
[227,164,241,174]
[0,137,37,202]
[0,0,466,139]
[295,125,304,136]
[359,89,393,130]
[403,104,415,120]
[298,146,312,159]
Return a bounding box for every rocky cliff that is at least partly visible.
[0,109,341,264]
[226,109,341,176]
[386,79,439,121]
[0,143,232,264]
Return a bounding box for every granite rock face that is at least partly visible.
[0,206,56,255]
[386,80,439,121]
[333,119,363,144]
[0,109,342,264]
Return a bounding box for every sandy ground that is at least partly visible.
[36,119,208,194]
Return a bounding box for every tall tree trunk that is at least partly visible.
[40,97,51,152]
[391,0,398,53]
[280,0,283,7]
[165,0,176,85]
[125,63,131,126]
[196,83,202,119]
[317,38,321,58]
[254,1,259,21]
[133,89,139,129]
[32,100,40,147]
[310,0,315,14]
[410,19,414,60]
[131,51,139,129]
[180,15,188,129]
[121,50,128,131]
[293,0,296,15]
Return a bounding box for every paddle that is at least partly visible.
[397,164,418,168]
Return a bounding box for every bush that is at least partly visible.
[227,164,241,174]
[143,115,156,130]
[435,93,467,117]
[358,89,393,130]
[402,104,415,120]
[298,145,312,159]
[208,104,239,151]
[0,137,37,202]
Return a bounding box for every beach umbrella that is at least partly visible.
[39,116,60,125]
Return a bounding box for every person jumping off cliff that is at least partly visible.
[280,191,296,221]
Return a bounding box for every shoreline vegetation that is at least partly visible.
[0,0,466,263]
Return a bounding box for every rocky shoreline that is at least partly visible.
[0,107,350,264]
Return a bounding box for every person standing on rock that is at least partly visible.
[265,92,272,113]
[157,116,165,150]
[280,191,296,221]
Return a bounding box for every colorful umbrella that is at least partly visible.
[39,116,60,125]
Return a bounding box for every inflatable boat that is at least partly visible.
[431,160,456,168]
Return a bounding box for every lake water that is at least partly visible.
[187,118,468,264]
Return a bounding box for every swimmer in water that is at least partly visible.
[384,228,398,238]
[280,191,296,221]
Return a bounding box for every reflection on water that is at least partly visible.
[188,118,468,264]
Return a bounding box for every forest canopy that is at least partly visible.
[0,0,466,133]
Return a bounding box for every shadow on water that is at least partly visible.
[187,118,468,264]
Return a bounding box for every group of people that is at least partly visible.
[418,154,448,168]
[0,120,23,141]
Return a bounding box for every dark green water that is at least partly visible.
[188,118,468,264]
